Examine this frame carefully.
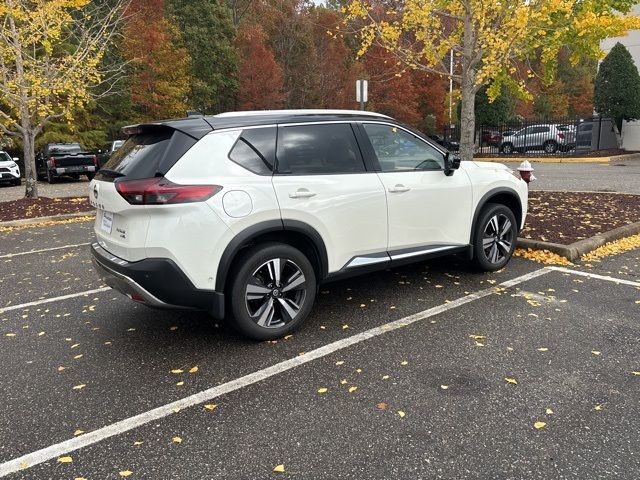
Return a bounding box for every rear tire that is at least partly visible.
[86,173,95,181]
[472,203,518,272]
[228,242,317,340]
[501,143,513,154]
[543,140,558,154]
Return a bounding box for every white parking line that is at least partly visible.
[549,266,640,288]
[0,243,90,259]
[0,267,551,477]
[0,288,110,315]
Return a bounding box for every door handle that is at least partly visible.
[388,184,411,193]
[289,188,316,199]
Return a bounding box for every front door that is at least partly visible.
[360,122,473,257]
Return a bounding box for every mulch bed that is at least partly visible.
[0,196,94,222]
[520,191,640,245]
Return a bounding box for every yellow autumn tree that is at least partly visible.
[0,0,127,198]
[345,0,640,161]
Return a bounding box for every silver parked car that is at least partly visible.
[499,124,574,154]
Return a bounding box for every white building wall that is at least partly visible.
[601,5,640,151]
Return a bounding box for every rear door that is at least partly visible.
[360,122,472,257]
[90,127,198,261]
[271,122,388,273]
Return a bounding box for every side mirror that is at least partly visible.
[12,157,18,162]
[444,152,461,176]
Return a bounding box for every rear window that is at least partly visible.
[97,128,196,181]
[49,144,82,154]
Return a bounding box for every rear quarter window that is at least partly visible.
[228,127,277,175]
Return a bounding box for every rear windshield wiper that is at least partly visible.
[98,169,125,178]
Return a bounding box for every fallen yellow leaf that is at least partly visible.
[335,360,344,365]
[273,464,285,473]
[594,405,602,411]
[57,456,72,463]
[204,404,217,411]
[119,471,133,477]
[546,408,554,415]
[57,366,66,372]
[73,429,84,436]
[376,402,387,410]
[382,375,390,380]
[189,366,198,374]
[400,360,408,366]
[505,377,518,385]
[397,410,406,418]
[440,385,449,390]
[75,477,87,480]
[172,436,182,444]
[317,387,328,394]
[340,379,347,385]
[534,421,546,429]
[73,384,86,390]
[171,369,184,374]
[537,348,549,352]
[348,386,357,393]
[633,371,640,376]
[133,441,144,446]
[176,381,184,386]
[591,351,601,356]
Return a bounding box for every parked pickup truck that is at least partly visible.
[36,143,98,183]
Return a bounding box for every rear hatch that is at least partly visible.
[90,122,208,261]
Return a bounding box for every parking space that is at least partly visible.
[0,179,90,203]
[1,220,639,478]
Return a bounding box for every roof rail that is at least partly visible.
[213,109,391,119]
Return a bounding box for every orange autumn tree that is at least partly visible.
[236,25,286,110]
[122,0,191,120]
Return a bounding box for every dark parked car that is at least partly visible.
[97,140,125,168]
[481,130,502,147]
[36,143,98,183]
[428,134,459,152]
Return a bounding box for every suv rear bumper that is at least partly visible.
[90,242,224,319]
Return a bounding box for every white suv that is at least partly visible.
[90,110,528,340]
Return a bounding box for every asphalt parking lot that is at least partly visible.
[1,220,639,479]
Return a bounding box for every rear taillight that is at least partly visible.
[49,157,56,168]
[558,132,565,140]
[92,155,98,167]
[115,177,222,205]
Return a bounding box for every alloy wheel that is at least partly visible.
[482,213,514,264]
[245,258,307,328]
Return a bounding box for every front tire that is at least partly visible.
[472,203,518,271]
[229,243,317,340]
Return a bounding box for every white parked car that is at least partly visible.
[90,110,528,339]
[0,151,21,186]
[499,124,573,154]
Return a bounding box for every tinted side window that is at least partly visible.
[532,126,550,134]
[363,123,444,172]
[228,127,276,175]
[276,123,365,175]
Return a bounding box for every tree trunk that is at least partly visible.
[459,68,476,162]
[22,131,38,199]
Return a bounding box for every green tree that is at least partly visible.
[167,0,238,114]
[594,42,640,132]
[475,86,514,126]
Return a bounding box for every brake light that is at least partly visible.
[92,155,98,167]
[558,132,565,140]
[49,157,56,168]
[115,177,222,205]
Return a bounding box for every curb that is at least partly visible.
[475,153,640,164]
[517,220,640,261]
[0,211,95,228]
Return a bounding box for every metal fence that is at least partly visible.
[440,116,618,156]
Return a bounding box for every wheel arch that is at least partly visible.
[470,187,523,245]
[215,220,328,292]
